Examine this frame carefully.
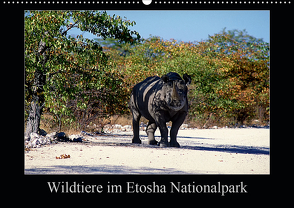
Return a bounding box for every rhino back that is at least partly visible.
[132,76,162,120]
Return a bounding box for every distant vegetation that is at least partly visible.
[101,29,269,128]
[25,10,269,135]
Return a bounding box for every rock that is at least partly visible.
[104,124,112,129]
[31,139,41,148]
[57,132,66,137]
[45,132,58,144]
[30,132,39,141]
[114,124,122,129]
[69,134,83,142]
[123,125,132,129]
[81,131,93,136]
[39,135,50,145]
[26,131,81,150]
[25,132,52,149]
[39,129,47,136]
[112,129,121,133]
[69,134,79,139]
[24,135,30,141]
[73,138,83,142]
[121,125,132,132]
[46,132,57,139]
[38,135,46,145]
[55,132,70,142]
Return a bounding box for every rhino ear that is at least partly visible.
[161,75,169,83]
[183,74,191,86]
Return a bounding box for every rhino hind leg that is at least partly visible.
[146,121,158,145]
[131,111,142,144]
[130,95,141,144]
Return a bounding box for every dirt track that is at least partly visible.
[24,128,269,174]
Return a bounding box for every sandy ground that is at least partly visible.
[24,128,269,174]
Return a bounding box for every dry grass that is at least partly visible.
[37,112,267,135]
[39,113,135,135]
[108,114,132,126]
[39,113,81,135]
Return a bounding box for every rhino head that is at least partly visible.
[161,73,191,111]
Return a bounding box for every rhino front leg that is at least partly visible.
[158,125,169,147]
[170,111,187,147]
[154,112,169,147]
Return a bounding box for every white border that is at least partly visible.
[2,1,292,4]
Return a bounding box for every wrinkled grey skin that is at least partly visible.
[129,72,191,147]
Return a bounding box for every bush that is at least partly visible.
[104,29,269,127]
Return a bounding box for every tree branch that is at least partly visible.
[61,21,79,36]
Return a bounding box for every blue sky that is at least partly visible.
[69,10,270,43]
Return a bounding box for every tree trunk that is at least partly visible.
[25,69,46,140]
[25,31,49,140]
[25,100,42,140]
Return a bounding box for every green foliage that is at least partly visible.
[25,10,140,130]
[104,29,269,127]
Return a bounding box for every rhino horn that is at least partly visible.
[172,82,180,100]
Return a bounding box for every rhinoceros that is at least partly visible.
[129,72,191,147]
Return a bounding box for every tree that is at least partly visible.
[104,29,269,127]
[25,10,140,139]
[203,29,269,125]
